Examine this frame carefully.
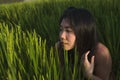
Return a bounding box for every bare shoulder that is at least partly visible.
[95,42,111,59]
[95,42,112,65]
[94,42,112,69]
[94,42,112,80]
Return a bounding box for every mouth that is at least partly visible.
[61,41,68,45]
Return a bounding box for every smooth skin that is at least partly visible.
[59,18,76,50]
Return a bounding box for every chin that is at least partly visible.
[64,48,69,51]
[62,44,73,50]
[63,47,72,51]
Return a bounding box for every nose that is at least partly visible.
[60,31,66,40]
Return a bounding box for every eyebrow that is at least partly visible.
[60,25,72,29]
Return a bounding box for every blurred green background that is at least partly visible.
[0,0,120,80]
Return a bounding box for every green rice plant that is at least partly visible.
[0,0,120,79]
[0,23,47,80]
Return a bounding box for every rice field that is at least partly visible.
[0,0,120,80]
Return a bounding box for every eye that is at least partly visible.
[66,29,73,33]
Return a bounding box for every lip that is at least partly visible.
[61,42,68,45]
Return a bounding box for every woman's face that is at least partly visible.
[59,18,76,50]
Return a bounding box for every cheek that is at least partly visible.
[68,34,76,43]
[72,37,76,44]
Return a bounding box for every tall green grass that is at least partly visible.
[0,23,59,80]
[0,0,120,79]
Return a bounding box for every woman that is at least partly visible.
[55,7,112,80]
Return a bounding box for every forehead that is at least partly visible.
[60,18,71,28]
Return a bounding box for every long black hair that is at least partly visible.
[59,7,99,59]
